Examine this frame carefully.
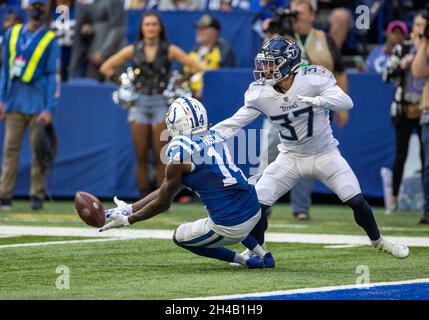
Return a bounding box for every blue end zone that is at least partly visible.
[236,283,429,300]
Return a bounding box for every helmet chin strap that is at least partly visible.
[272,63,300,86]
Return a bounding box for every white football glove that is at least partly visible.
[99,213,130,232]
[104,196,133,218]
[297,95,321,107]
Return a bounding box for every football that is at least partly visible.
[75,191,105,228]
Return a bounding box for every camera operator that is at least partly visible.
[383,15,426,213]
[411,10,429,224]
[258,0,349,220]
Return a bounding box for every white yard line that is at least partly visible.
[0,225,173,239]
[0,238,129,249]
[1,225,429,247]
[265,232,429,247]
[182,278,429,300]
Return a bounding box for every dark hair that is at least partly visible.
[138,11,167,41]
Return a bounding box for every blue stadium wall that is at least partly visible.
[0,70,395,199]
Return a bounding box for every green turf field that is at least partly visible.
[0,200,428,299]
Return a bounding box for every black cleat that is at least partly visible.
[0,198,12,211]
[294,212,310,220]
[31,197,44,211]
[419,215,429,225]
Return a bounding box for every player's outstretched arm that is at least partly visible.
[127,163,191,224]
[211,106,261,140]
[131,189,161,212]
[99,163,190,231]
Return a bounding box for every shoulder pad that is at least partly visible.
[244,81,274,107]
[299,65,336,87]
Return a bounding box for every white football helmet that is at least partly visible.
[166,97,208,137]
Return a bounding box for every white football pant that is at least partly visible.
[256,148,361,206]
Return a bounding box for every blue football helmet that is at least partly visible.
[253,37,301,85]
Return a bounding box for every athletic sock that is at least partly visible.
[249,204,270,245]
[371,236,383,247]
[252,244,268,258]
[241,234,258,250]
[345,194,381,241]
[241,235,268,258]
[233,254,248,266]
[180,245,236,262]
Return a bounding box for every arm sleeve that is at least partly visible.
[166,137,194,170]
[318,84,353,111]
[45,40,61,113]
[0,30,11,103]
[211,106,261,140]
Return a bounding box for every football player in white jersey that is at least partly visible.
[212,37,409,259]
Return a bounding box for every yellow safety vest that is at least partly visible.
[188,47,222,92]
[8,24,56,83]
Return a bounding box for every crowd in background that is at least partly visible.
[0,0,428,82]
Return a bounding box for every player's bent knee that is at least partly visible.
[345,193,365,207]
[256,187,275,207]
[172,230,182,247]
[172,225,187,247]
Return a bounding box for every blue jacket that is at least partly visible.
[0,23,61,115]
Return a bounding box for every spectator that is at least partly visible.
[157,0,205,10]
[0,7,22,69]
[1,2,23,37]
[258,0,349,221]
[383,14,426,213]
[328,6,353,52]
[315,0,354,53]
[100,11,201,198]
[250,0,289,20]
[187,14,236,99]
[250,0,289,38]
[366,20,408,74]
[2,9,22,32]
[70,0,126,81]
[0,0,60,210]
[411,14,429,224]
[50,0,76,81]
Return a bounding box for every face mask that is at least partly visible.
[30,7,46,21]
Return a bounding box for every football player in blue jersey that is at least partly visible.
[99,97,274,269]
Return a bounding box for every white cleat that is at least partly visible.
[229,243,269,267]
[372,237,409,259]
[229,248,254,268]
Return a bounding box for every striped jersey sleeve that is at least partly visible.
[166,135,201,164]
